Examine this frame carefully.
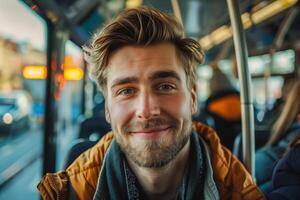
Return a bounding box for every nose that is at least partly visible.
[136,90,160,119]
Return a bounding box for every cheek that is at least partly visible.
[160,93,191,118]
[107,100,135,129]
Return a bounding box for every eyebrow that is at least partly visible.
[149,70,181,82]
[111,77,139,89]
[110,70,182,89]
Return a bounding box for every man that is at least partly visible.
[38,7,265,200]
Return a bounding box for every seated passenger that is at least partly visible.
[259,74,298,129]
[267,131,300,200]
[37,7,264,200]
[205,66,241,149]
[255,80,300,193]
[266,80,300,147]
[209,65,235,96]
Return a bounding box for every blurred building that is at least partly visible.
[0,36,45,95]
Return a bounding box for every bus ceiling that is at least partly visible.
[23,0,300,60]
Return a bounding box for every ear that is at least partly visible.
[105,104,111,124]
[191,85,198,115]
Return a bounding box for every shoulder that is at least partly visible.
[285,144,300,172]
[272,144,300,188]
[266,145,300,200]
[37,132,114,200]
[193,122,237,177]
[273,144,300,179]
[66,132,114,199]
[66,132,114,176]
[193,122,265,200]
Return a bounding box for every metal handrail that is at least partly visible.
[226,0,255,176]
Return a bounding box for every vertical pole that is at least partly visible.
[81,61,87,116]
[226,0,255,175]
[43,21,68,174]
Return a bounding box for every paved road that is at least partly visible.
[0,130,42,173]
[0,158,41,200]
[0,128,42,200]
[0,123,78,199]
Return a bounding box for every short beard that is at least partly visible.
[114,116,193,168]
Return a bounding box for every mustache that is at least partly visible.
[123,117,178,133]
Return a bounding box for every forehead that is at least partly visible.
[106,43,185,81]
[109,43,177,63]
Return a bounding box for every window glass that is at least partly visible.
[0,1,46,199]
[197,65,212,102]
[272,49,295,74]
[197,57,289,113]
[197,61,239,102]
[248,54,270,75]
[248,49,295,75]
[252,76,284,110]
[56,41,84,170]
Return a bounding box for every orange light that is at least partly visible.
[64,68,84,81]
[23,66,47,80]
[63,56,76,69]
[31,5,38,11]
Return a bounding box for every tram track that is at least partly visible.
[0,130,42,189]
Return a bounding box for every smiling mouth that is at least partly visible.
[130,127,171,139]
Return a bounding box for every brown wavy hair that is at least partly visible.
[267,80,300,146]
[83,7,204,94]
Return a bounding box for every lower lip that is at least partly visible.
[132,128,170,139]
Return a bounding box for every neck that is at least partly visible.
[126,139,191,200]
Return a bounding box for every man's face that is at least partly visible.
[105,43,197,168]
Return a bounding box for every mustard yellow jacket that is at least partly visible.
[38,122,265,200]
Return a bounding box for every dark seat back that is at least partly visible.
[233,128,271,158]
[233,124,300,194]
[63,139,97,169]
[256,128,299,194]
[205,90,241,150]
[78,116,111,139]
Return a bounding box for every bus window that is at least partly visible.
[252,76,284,110]
[196,65,212,102]
[55,41,85,170]
[249,49,295,76]
[0,0,46,199]
[272,49,295,74]
[196,61,237,102]
[248,49,296,111]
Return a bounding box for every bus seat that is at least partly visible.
[255,127,299,194]
[255,146,283,194]
[205,90,241,150]
[233,128,270,159]
[256,98,284,130]
[63,139,97,169]
[78,116,111,139]
[192,110,216,127]
[233,124,299,194]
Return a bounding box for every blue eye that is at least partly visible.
[158,84,176,92]
[118,88,135,96]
